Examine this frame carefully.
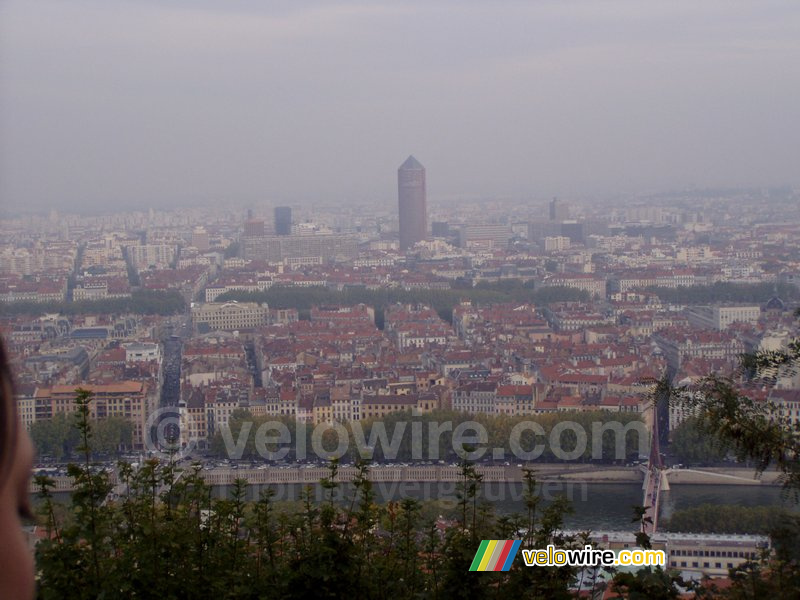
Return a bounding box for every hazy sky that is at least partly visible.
[1,0,799,213]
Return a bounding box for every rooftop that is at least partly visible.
[399,155,424,170]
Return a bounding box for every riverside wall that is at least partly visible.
[30,464,783,493]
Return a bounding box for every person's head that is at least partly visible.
[0,340,35,599]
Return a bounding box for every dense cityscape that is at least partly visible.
[2,1,800,596]
[2,157,799,595]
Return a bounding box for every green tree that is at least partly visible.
[36,389,115,599]
[92,417,134,455]
[670,416,727,465]
[0,289,186,316]
[34,392,649,599]
[29,413,80,460]
[680,368,800,498]
[672,310,800,598]
[30,414,133,460]
[662,504,793,535]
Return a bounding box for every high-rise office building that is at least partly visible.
[191,226,210,251]
[274,206,292,236]
[549,197,570,221]
[431,221,450,237]
[458,225,513,249]
[240,233,358,263]
[244,219,265,237]
[560,221,585,244]
[398,155,427,250]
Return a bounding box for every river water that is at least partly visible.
[232,481,798,531]
[41,481,797,532]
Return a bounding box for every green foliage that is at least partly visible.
[669,416,728,465]
[38,387,800,599]
[0,289,186,316]
[35,391,597,599]
[680,375,800,500]
[36,389,115,598]
[662,504,795,535]
[208,409,646,463]
[612,567,683,600]
[89,417,134,455]
[669,317,800,597]
[675,316,800,499]
[696,539,800,600]
[30,414,132,459]
[30,414,80,461]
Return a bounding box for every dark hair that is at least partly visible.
[0,339,18,488]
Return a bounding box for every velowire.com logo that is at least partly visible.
[470,540,667,572]
[469,540,522,572]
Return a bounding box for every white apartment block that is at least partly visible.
[124,342,161,362]
[205,280,273,302]
[544,236,571,252]
[73,281,110,301]
[192,301,270,331]
[544,275,607,298]
[675,246,712,263]
[686,305,761,331]
[128,244,177,270]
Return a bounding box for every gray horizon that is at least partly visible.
[1,0,799,214]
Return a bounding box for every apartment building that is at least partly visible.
[653,329,745,371]
[452,381,497,414]
[686,305,761,331]
[543,274,607,298]
[127,244,177,270]
[35,381,156,448]
[192,301,270,332]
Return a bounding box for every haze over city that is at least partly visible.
[2,0,800,214]
[2,3,800,598]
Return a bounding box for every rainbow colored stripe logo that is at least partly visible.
[469,540,522,571]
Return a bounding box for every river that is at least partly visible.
[218,481,798,531]
[40,481,796,532]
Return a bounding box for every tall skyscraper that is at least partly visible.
[398,155,427,250]
[274,206,292,236]
[549,197,570,221]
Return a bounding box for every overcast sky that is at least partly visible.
[1,0,799,214]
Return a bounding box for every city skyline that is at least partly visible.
[4,173,799,595]
[2,2,800,596]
